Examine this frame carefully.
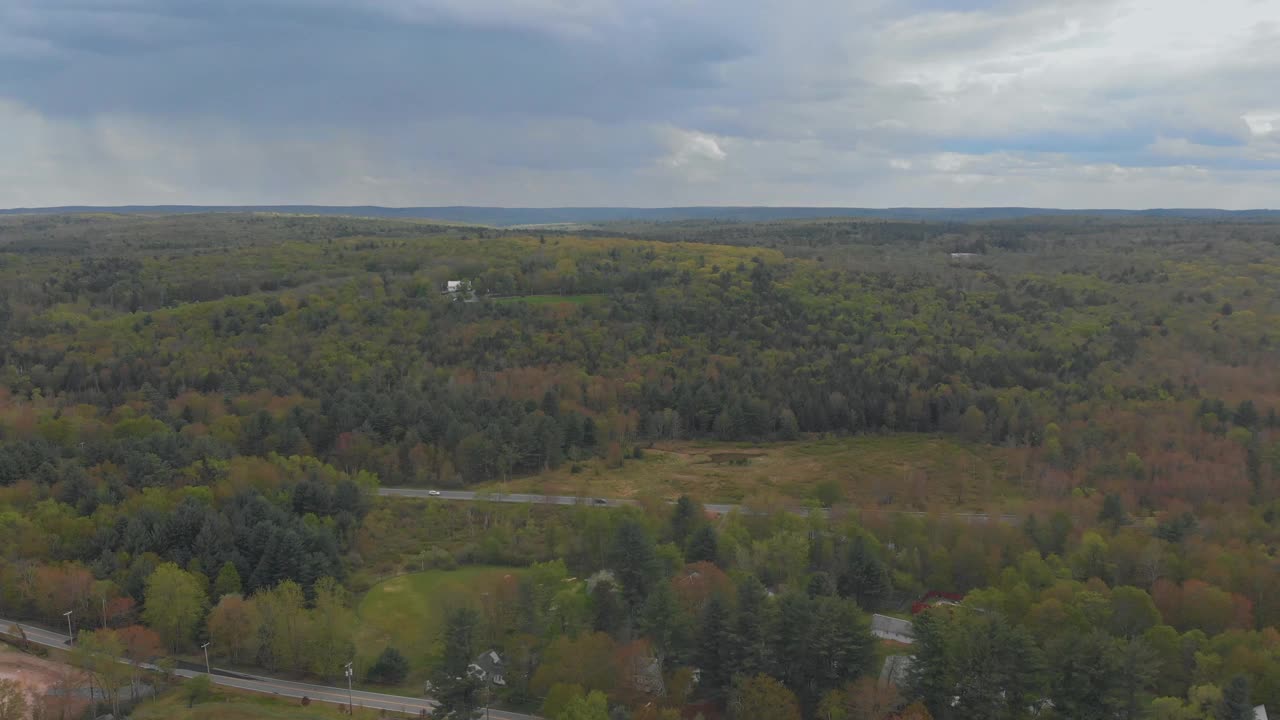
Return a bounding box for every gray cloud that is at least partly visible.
[1,0,1278,207]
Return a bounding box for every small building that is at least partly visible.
[467,650,505,686]
[949,252,980,262]
[1256,705,1269,720]
[870,613,915,644]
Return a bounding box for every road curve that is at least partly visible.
[0,617,537,719]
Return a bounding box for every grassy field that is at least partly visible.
[482,435,1020,510]
[353,567,527,683]
[491,293,605,305]
[133,688,389,719]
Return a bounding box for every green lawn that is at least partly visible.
[353,567,527,683]
[133,688,386,719]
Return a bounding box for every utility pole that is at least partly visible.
[63,610,74,647]
[101,595,107,629]
[201,642,211,676]
[344,662,354,715]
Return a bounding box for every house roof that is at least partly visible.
[1256,705,1269,720]
[471,650,503,672]
[879,655,914,688]
[870,613,914,637]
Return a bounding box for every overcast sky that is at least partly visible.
[2,0,1278,208]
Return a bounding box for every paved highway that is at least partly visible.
[377,487,1016,523]
[0,617,537,719]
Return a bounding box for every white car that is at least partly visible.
[427,490,442,497]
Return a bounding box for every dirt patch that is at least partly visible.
[0,651,90,720]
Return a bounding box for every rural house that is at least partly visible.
[467,650,505,686]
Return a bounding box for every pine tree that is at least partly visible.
[1221,675,1252,720]
[610,519,660,613]
[696,594,733,702]
[729,577,775,680]
[904,610,951,717]
[367,647,410,684]
[687,525,719,564]
[640,581,691,664]
[838,538,891,611]
[591,580,624,637]
[670,496,702,546]
[434,607,482,719]
[1099,494,1128,529]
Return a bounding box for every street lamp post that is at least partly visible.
[201,642,211,676]
[63,610,74,647]
[344,662,354,715]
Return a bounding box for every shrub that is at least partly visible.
[367,646,411,685]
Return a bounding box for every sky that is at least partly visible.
[2,0,1279,208]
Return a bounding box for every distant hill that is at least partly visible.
[3,204,1278,226]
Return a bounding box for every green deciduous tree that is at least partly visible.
[556,690,610,720]
[142,562,208,652]
[729,674,801,720]
[213,561,243,599]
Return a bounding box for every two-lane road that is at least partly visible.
[0,617,537,719]
[380,487,742,516]
[376,487,1015,523]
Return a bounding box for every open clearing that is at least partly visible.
[0,645,90,720]
[353,567,528,684]
[482,435,1021,510]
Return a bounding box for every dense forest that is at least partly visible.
[1,212,1279,720]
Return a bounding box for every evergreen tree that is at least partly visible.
[609,519,660,613]
[1221,675,1252,720]
[838,538,891,611]
[696,594,733,702]
[905,609,953,717]
[1048,630,1122,720]
[772,591,813,703]
[367,647,410,684]
[639,581,691,664]
[729,576,775,680]
[434,608,482,719]
[1099,493,1128,529]
[670,495,703,546]
[687,524,719,564]
[590,579,625,637]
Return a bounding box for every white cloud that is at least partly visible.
[1,0,1278,207]
[1243,111,1280,137]
[656,127,728,182]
